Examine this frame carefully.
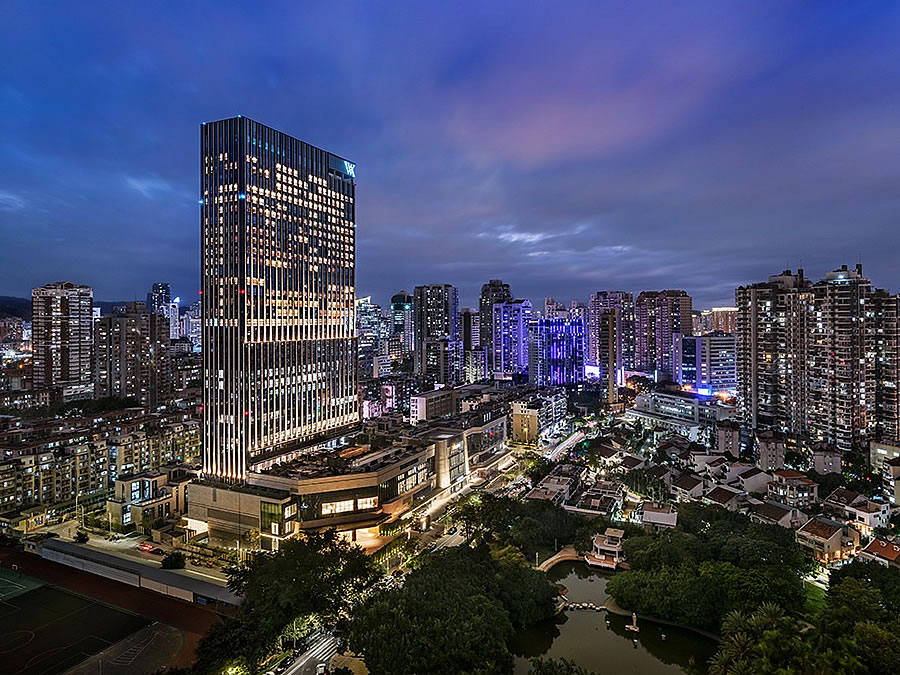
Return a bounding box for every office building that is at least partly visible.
[146,282,171,316]
[31,282,94,400]
[492,299,532,377]
[200,116,358,481]
[673,332,737,395]
[635,290,692,376]
[414,284,460,382]
[390,291,415,355]
[528,317,585,386]
[479,280,511,371]
[95,302,171,409]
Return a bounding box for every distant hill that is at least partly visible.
[0,296,134,320]
[0,296,30,319]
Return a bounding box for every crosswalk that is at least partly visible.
[285,634,338,675]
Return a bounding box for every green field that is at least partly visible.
[0,570,149,675]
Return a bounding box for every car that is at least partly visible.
[137,542,154,552]
[447,526,458,536]
[316,664,328,675]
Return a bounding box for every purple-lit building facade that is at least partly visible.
[528,317,585,387]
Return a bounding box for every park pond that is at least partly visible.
[510,561,719,674]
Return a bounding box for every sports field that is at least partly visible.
[0,567,149,675]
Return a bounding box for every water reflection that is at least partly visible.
[510,561,717,674]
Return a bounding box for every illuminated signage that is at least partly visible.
[329,155,356,178]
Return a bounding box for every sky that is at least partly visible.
[1,1,899,309]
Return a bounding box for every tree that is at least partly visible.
[161,551,186,569]
[830,559,900,615]
[348,545,558,675]
[74,530,89,543]
[492,546,558,626]
[191,529,381,673]
[349,546,514,674]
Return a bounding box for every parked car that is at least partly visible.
[447,526,458,536]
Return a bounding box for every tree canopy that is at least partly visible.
[347,544,558,675]
[190,530,381,674]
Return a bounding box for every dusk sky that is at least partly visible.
[2,1,899,308]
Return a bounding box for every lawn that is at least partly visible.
[803,581,827,617]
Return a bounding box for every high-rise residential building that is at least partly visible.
[528,317,585,387]
[177,300,202,350]
[166,300,181,340]
[699,307,737,334]
[0,317,24,343]
[544,297,568,319]
[146,282,171,316]
[588,291,635,374]
[390,290,414,355]
[423,338,460,386]
[32,281,94,400]
[493,300,532,377]
[807,265,874,452]
[569,300,587,321]
[593,310,619,402]
[479,280,511,371]
[737,264,900,454]
[872,290,900,445]
[414,284,460,382]
[460,307,479,351]
[460,307,486,382]
[95,302,171,408]
[673,332,737,395]
[200,117,358,481]
[736,269,813,443]
[635,290,692,376]
[356,296,382,378]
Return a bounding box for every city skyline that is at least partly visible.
[3,2,900,307]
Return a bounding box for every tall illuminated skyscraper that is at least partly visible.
[201,117,358,481]
[528,317,585,387]
[479,279,511,371]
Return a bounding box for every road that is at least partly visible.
[283,634,339,675]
